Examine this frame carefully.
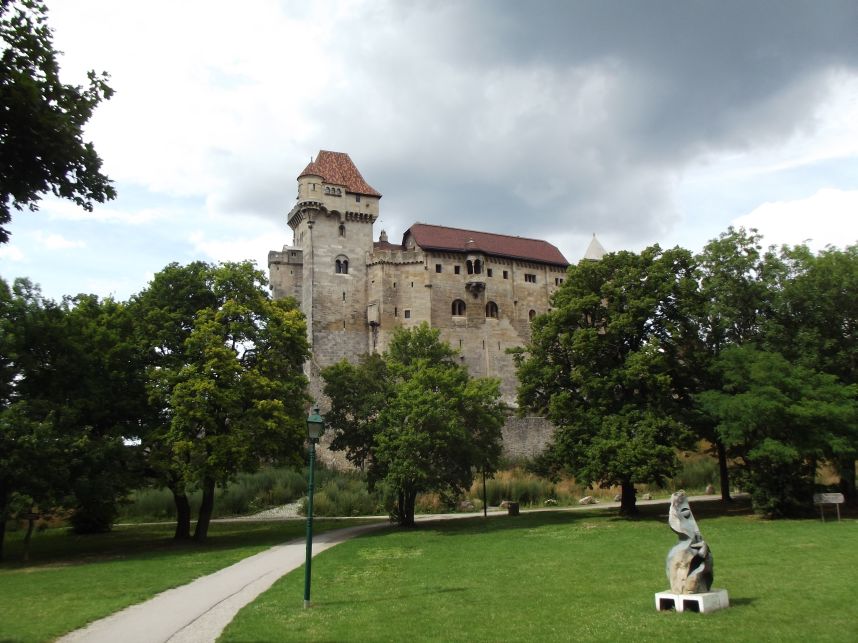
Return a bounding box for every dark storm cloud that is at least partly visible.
[221,0,858,249]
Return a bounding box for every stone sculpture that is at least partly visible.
[665,490,713,594]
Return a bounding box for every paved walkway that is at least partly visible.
[58,494,727,642]
[57,522,390,643]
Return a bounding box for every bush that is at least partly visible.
[665,456,720,492]
[300,477,381,517]
[734,439,815,518]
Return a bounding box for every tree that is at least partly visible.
[699,346,857,517]
[131,261,218,539]
[515,246,697,515]
[689,227,772,501]
[322,324,505,526]
[0,0,115,243]
[764,244,858,499]
[164,262,310,541]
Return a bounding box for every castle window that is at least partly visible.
[339,224,346,237]
[395,307,398,317]
[355,194,361,202]
[436,264,442,273]
[454,266,461,275]
[503,270,508,279]
[487,268,493,277]
[529,309,536,321]
[474,259,482,275]
[525,273,536,283]
[325,186,331,194]
[466,260,473,275]
[404,309,411,319]
[486,301,499,318]
[311,183,316,191]
[452,299,466,316]
[335,256,349,274]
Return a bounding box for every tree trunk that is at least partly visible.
[715,438,732,502]
[619,480,637,516]
[0,517,5,562]
[193,477,216,541]
[172,488,191,540]
[23,514,35,562]
[397,486,417,527]
[838,457,856,501]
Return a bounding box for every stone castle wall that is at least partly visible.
[271,164,560,461]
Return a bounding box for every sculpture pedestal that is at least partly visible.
[655,589,729,613]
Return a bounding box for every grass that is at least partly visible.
[0,518,373,643]
[220,500,858,642]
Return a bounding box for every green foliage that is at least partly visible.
[0,0,115,243]
[323,323,505,526]
[481,471,557,506]
[516,246,696,514]
[699,345,857,516]
[133,261,310,540]
[0,277,147,555]
[301,478,382,517]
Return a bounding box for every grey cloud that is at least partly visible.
[219,0,858,251]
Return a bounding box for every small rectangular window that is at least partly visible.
[404,309,411,319]
[394,307,398,317]
[356,194,361,202]
[487,268,493,277]
[525,273,536,283]
[436,264,442,273]
[503,270,508,279]
[454,266,461,275]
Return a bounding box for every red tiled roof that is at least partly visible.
[405,224,568,266]
[299,151,382,197]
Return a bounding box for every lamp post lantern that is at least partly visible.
[304,404,325,609]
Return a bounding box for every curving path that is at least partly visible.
[57,522,389,643]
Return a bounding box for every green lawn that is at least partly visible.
[221,501,858,642]
[0,519,372,643]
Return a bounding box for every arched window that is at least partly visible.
[452,299,466,316]
[339,224,346,237]
[529,309,536,321]
[335,256,349,274]
[474,259,482,274]
[486,301,499,318]
[466,260,474,275]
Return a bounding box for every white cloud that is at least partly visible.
[44,200,169,225]
[0,245,25,262]
[34,232,86,250]
[188,229,281,269]
[733,188,858,250]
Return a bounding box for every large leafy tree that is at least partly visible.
[699,346,857,517]
[687,227,772,501]
[516,246,697,515]
[0,0,115,243]
[322,324,505,526]
[130,261,217,539]
[764,244,858,498]
[0,278,144,552]
[163,262,310,541]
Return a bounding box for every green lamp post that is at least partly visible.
[304,404,325,609]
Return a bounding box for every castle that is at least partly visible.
[268,151,603,458]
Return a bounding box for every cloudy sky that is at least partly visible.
[2,0,858,301]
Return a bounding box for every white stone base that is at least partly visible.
[655,589,729,613]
